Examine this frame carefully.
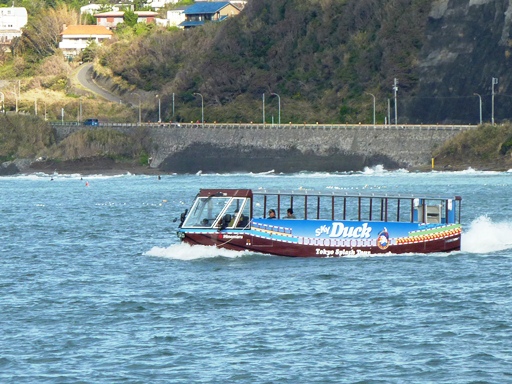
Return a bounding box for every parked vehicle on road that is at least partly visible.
[83,119,99,126]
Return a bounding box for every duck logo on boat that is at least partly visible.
[327,222,372,238]
[377,228,390,250]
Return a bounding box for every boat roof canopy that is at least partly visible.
[198,189,253,198]
[198,188,461,202]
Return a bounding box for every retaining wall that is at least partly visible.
[51,123,475,172]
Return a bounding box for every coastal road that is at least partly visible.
[76,63,124,104]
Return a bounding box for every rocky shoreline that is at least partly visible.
[1,156,509,176]
[1,157,163,176]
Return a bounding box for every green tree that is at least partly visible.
[81,40,98,62]
[20,4,79,61]
[97,0,113,13]
[133,0,149,11]
[123,9,138,28]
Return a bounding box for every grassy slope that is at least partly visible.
[433,123,512,171]
[0,115,151,167]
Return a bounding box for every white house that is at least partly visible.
[80,3,134,15]
[94,11,158,29]
[59,25,113,56]
[156,7,187,27]
[149,0,178,10]
[80,4,104,15]
[0,6,27,45]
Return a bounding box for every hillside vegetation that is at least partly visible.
[3,0,510,124]
[0,115,151,166]
[433,123,512,171]
[0,115,55,161]
[99,0,433,123]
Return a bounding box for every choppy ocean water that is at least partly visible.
[1,167,512,383]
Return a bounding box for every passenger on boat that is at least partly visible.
[229,209,240,226]
[229,208,248,227]
[268,209,276,219]
[237,214,249,228]
[286,208,296,219]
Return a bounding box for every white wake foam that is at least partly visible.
[462,215,512,253]
[144,242,249,260]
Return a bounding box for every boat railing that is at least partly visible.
[182,189,462,229]
[250,190,461,225]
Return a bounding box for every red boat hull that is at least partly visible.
[181,231,461,257]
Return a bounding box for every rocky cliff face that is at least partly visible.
[404,0,512,124]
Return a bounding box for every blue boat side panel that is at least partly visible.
[249,219,461,251]
[253,219,415,239]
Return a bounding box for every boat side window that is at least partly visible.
[224,198,250,228]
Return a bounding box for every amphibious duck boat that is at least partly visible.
[176,189,462,257]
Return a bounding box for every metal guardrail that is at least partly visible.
[49,122,476,131]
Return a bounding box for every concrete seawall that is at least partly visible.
[51,123,475,173]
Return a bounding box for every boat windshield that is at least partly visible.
[181,196,250,228]
[182,196,230,227]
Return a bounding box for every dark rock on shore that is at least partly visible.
[26,156,160,176]
[0,161,21,176]
[159,144,402,174]
[0,159,32,176]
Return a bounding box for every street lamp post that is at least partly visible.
[193,92,204,127]
[11,91,18,113]
[270,92,280,125]
[387,99,391,125]
[79,98,82,122]
[473,93,482,125]
[393,78,398,126]
[156,94,161,122]
[491,77,498,125]
[262,93,265,124]
[134,93,142,124]
[172,93,175,118]
[365,92,376,126]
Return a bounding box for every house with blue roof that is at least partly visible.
[179,2,240,29]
